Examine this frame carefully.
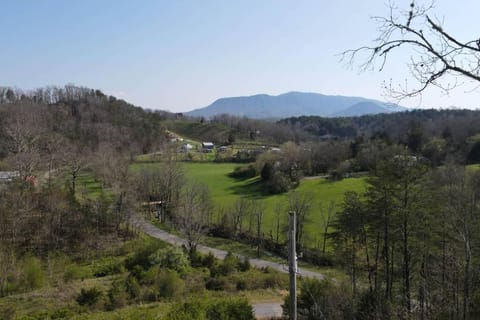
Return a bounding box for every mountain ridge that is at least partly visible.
[185,91,406,119]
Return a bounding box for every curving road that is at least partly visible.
[134,218,325,280]
[133,218,325,319]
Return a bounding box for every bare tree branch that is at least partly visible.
[341,1,480,100]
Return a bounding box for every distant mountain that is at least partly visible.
[185,92,406,119]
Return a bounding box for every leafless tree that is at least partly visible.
[321,200,335,254]
[288,191,313,251]
[343,1,480,99]
[231,198,250,238]
[61,145,88,196]
[175,182,213,252]
[252,200,265,258]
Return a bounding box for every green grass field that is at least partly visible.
[135,162,366,245]
[184,162,366,244]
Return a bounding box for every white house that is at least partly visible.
[180,143,193,153]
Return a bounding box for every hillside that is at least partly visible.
[185,91,405,119]
[0,85,172,164]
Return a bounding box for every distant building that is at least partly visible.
[0,171,19,183]
[180,143,193,153]
[202,142,214,153]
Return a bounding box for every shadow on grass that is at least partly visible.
[227,173,255,181]
[227,177,271,199]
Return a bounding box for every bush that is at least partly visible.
[125,274,141,299]
[22,257,45,290]
[206,298,254,320]
[76,287,103,307]
[266,172,290,194]
[157,269,184,299]
[142,268,185,301]
[205,277,227,291]
[283,278,353,319]
[229,165,257,179]
[262,273,285,289]
[63,263,87,282]
[236,280,247,291]
[165,300,207,320]
[0,305,15,320]
[125,239,166,271]
[148,246,189,272]
[165,297,254,320]
[238,258,251,272]
[93,257,125,277]
[107,280,127,310]
[217,252,239,276]
[202,252,217,269]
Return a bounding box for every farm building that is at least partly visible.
[202,142,214,152]
[180,143,193,153]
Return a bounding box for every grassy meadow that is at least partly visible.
[134,161,366,246]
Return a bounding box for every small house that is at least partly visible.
[180,143,193,153]
[202,142,214,153]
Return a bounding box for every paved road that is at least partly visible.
[134,218,325,280]
[133,218,325,319]
[253,302,283,319]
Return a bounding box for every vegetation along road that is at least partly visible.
[134,217,324,318]
[135,217,325,280]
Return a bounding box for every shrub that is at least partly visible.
[205,277,227,291]
[148,246,189,272]
[165,298,254,320]
[206,298,254,320]
[107,280,127,310]
[236,280,247,291]
[262,273,285,289]
[125,274,141,299]
[129,265,146,282]
[238,258,251,272]
[63,263,87,282]
[202,252,216,269]
[0,305,15,320]
[93,257,125,277]
[266,172,290,194]
[229,165,257,179]
[165,300,207,320]
[157,269,184,299]
[124,239,166,271]
[218,252,239,276]
[283,278,353,319]
[143,268,185,301]
[76,287,103,307]
[22,257,45,290]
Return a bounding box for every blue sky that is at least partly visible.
[1,0,479,112]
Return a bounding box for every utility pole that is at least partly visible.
[288,211,297,320]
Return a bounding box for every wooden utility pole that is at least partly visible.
[288,211,297,320]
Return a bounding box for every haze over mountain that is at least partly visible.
[185,92,406,119]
